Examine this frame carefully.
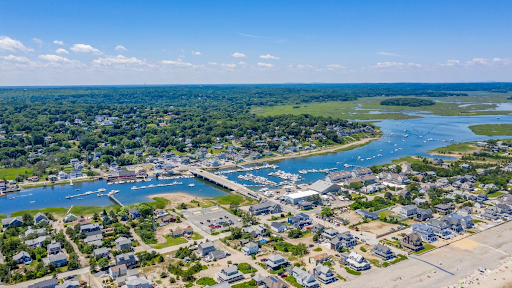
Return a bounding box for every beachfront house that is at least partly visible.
[313,264,337,284]
[266,254,289,270]
[371,243,395,260]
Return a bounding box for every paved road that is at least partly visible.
[341,221,512,288]
[0,268,90,288]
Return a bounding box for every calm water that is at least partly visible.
[1,114,511,215]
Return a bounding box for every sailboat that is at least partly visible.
[69,179,73,186]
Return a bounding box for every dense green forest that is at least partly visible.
[380,98,435,107]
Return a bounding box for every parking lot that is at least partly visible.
[182,206,243,234]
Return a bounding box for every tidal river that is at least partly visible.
[1,114,511,216]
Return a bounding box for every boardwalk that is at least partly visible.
[109,194,124,206]
[189,168,258,198]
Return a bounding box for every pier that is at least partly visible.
[189,168,258,198]
[109,194,125,206]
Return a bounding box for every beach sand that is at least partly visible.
[148,192,214,209]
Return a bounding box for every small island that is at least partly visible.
[380,97,435,107]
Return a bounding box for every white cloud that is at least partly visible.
[191,51,201,56]
[115,45,127,52]
[53,40,64,45]
[407,63,422,68]
[231,52,246,58]
[32,38,43,46]
[377,51,398,56]
[443,59,460,67]
[38,54,82,66]
[1,55,30,63]
[0,36,34,52]
[238,61,246,65]
[371,62,422,69]
[296,64,314,69]
[70,43,102,55]
[259,54,279,60]
[93,55,145,66]
[326,64,345,70]
[207,62,218,65]
[161,58,197,68]
[56,48,69,54]
[220,63,237,71]
[257,62,275,68]
[465,58,490,66]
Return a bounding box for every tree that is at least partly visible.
[288,228,303,239]
[293,243,308,256]
[349,182,363,190]
[229,201,240,211]
[98,257,109,270]
[321,207,333,218]
[68,252,80,270]
[138,203,153,217]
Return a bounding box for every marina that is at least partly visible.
[1,114,512,215]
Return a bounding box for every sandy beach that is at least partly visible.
[147,192,214,209]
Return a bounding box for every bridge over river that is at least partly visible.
[189,168,258,198]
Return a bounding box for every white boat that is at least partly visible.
[377,154,382,157]
[30,201,36,203]
[69,179,73,186]
[188,184,195,187]
[9,197,15,200]
[131,186,138,190]
[98,188,106,192]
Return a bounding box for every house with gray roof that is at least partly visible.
[216,265,245,283]
[266,254,289,270]
[198,242,216,256]
[94,247,112,258]
[115,252,138,267]
[313,264,337,284]
[25,236,50,248]
[25,227,46,237]
[206,249,227,262]
[286,266,319,288]
[330,231,357,251]
[241,241,259,255]
[115,237,132,251]
[412,223,438,243]
[2,216,23,228]
[26,278,58,288]
[427,219,453,239]
[13,251,32,264]
[34,212,49,225]
[371,243,395,260]
[308,180,340,194]
[398,205,417,218]
[43,252,68,267]
[401,233,424,252]
[445,213,473,230]
[249,202,282,215]
[416,208,433,222]
[270,222,287,233]
[47,241,62,255]
[356,209,378,220]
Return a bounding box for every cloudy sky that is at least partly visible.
[1,1,511,85]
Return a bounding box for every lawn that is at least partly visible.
[413,243,436,254]
[191,232,204,240]
[237,263,256,274]
[10,205,119,218]
[212,194,246,205]
[429,142,477,154]
[487,191,504,198]
[469,124,512,136]
[196,277,216,286]
[378,210,394,218]
[0,167,33,180]
[153,236,188,249]
[390,156,424,165]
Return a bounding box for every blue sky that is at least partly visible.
[1,1,511,85]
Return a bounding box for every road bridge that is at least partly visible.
[189,168,258,198]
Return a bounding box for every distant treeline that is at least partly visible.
[380,98,435,107]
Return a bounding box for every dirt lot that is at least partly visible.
[359,220,401,236]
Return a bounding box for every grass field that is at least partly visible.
[153,236,188,249]
[487,191,504,198]
[253,94,512,120]
[191,232,203,240]
[414,243,437,254]
[391,156,424,165]
[212,194,249,205]
[429,142,477,154]
[0,167,33,180]
[469,124,512,136]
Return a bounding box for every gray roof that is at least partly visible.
[27,278,59,288]
[309,180,336,192]
[115,236,131,245]
[205,282,231,288]
[222,265,239,275]
[93,247,111,256]
[270,222,286,229]
[46,252,67,263]
[199,242,215,250]
[268,254,285,262]
[13,251,30,261]
[2,216,22,226]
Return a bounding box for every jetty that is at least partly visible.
[189,168,258,198]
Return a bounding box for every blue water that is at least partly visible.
[1,114,511,215]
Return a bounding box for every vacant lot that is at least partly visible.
[0,167,33,180]
[359,220,400,236]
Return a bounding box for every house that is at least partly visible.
[308,180,340,194]
[34,212,49,225]
[482,207,500,221]
[310,224,325,234]
[427,219,453,239]
[345,252,371,271]
[249,202,282,215]
[128,209,141,219]
[27,278,58,288]
[206,250,227,262]
[216,265,245,283]
[416,208,433,222]
[115,252,138,267]
[241,241,259,255]
[330,231,357,250]
[2,216,23,228]
[286,266,319,288]
[321,228,339,240]
[242,225,266,238]
[287,213,310,227]
[123,276,152,288]
[25,227,46,237]
[446,213,474,230]
[270,222,287,233]
[55,280,80,288]
[198,242,217,256]
[69,169,83,179]
[266,254,289,270]
[115,237,132,251]
[109,264,128,279]
[298,201,313,210]
[43,252,68,267]
[434,203,453,215]
[309,253,330,266]
[25,236,50,248]
[64,214,77,223]
[13,251,32,264]
[84,234,104,246]
[170,227,184,238]
[47,241,62,255]
[356,209,379,220]
[401,233,424,252]
[371,243,395,260]
[497,203,512,215]
[80,223,101,234]
[94,247,112,258]
[399,205,418,218]
[412,224,438,243]
[261,276,289,288]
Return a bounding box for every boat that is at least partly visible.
[98,188,106,192]
[66,196,71,199]
[30,201,36,203]
[377,154,382,157]
[9,197,14,200]
[188,184,195,187]
[77,198,82,200]
[131,186,138,190]
[75,189,80,191]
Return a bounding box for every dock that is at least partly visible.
[189,168,258,198]
[109,194,124,206]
